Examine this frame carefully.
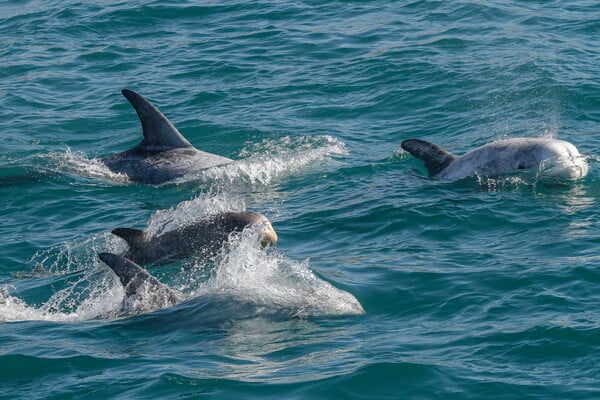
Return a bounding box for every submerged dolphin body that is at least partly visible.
[101,89,232,184]
[99,253,181,313]
[401,138,588,181]
[111,211,278,266]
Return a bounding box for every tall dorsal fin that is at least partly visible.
[122,89,193,151]
[111,227,146,249]
[98,253,157,296]
[401,139,455,177]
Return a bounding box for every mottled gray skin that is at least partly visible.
[102,89,231,184]
[401,138,588,180]
[98,253,181,312]
[112,211,277,266]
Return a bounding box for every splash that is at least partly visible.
[178,135,347,188]
[475,174,530,191]
[0,268,123,322]
[196,227,365,318]
[28,231,125,277]
[143,192,247,237]
[43,147,130,184]
[43,135,346,187]
[2,231,131,321]
[2,226,363,322]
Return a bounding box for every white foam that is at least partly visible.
[0,269,123,322]
[46,135,346,187]
[0,287,49,322]
[178,135,347,188]
[44,147,130,184]
[196,227,365,317]
[475,174,529,191]
[2,225,363,322]
[1,134,355,322]
[143,192,246,236]
[0,233,127,321]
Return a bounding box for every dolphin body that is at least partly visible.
[101,89,232,184]
[111,211,278,266]
[99,252,181,313]
[401,138,588,181]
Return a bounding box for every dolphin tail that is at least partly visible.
[401,139,455,177]
[111,227,146,250]
[121,89,193,151]
[98,252,156,296]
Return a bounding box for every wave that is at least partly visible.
[41,134,347,188]
[1,226,363,323]
[142,192,247,237]
[196,227,365,318]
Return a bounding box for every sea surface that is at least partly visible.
[1,1,599,398]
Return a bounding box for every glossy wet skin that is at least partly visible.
[439,138,587,180]
[402,138,588,181]
[101,89,231,184]
[113,211,277,265]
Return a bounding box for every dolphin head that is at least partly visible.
[218,211,278,247]
[534,140,589,180]
[256,216,278,247]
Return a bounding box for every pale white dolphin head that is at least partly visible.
[536,140,588,180]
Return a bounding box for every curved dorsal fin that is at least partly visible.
[98,253,157,296]
[122,89,193,151]
[111,227,145,250]
[401,139,455,177]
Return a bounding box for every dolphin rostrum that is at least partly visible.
[99,253,181,313]
[101,89,232,184]
[401,137,588,181]
[111,211,277,266]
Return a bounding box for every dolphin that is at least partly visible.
[101,89,232,184]
[400,138,588,181]
[111,211,278,266]
[99,252,181,313]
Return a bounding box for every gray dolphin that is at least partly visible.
[101,89,232,184]
[99,252,181,312]
[111,211,277,266]
[401,138,588,181]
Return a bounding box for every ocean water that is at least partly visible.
[1,0,599,398]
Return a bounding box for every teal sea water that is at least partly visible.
[1,1,599,398]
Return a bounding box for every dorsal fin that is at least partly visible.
[111,227,146,249]
[122,89,193,151]
[98,253,157,296]
[401,139,455,177]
